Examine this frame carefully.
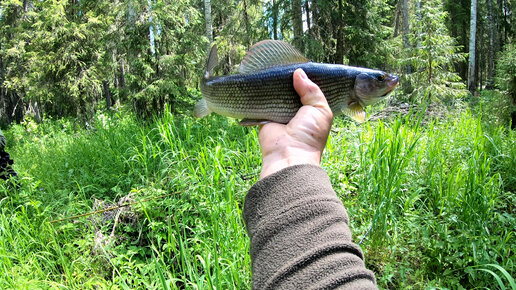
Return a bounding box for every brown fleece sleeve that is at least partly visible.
[244,164,377,290]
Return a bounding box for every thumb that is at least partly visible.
[293,68,333,115]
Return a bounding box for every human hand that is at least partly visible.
[258,69,334,179]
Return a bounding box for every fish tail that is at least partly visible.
[204,44,218,79]
[194,98,211,118]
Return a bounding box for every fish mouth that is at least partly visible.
[382,75,399,97]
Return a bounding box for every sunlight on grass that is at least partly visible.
[0,106,514,288]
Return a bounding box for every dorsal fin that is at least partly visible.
[205,44,218,78]
[239,40,308,74]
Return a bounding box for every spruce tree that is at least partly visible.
[400,0,468,102]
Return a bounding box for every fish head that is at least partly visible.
[354,71,399,106]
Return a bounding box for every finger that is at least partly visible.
[293,69,330,110]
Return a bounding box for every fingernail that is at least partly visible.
[298,69,308,80]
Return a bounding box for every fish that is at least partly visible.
[194,40,399,125]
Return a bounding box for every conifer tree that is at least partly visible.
[400,0,468,102]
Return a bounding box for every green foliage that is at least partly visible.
[1,104,514,288]
[0,0,209,121]
[1,1,515,287]
[475,90,515,127]
[496,42,516,103]
[341,0,395,67]
[119,0,207,118]
[329,109,515,288]
[395,0,468,103]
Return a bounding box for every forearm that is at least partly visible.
[244,164,377,289]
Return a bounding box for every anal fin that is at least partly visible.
[239,119,271,126]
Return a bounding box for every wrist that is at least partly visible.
[260,148,321,179]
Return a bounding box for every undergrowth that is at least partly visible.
[0,103,514,289]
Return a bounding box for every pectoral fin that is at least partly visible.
[239,119,271,126]
[343,102,366,123]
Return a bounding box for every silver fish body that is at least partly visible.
[195,40,398,124]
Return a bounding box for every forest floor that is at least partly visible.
[0,94,515,289]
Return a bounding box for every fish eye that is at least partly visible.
[376,75,385,82]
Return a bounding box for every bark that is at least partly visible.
[114,56,126,105]
[0,42,5,125]
[103,80,112,110]
[486,0,496,89]
[401,0,410,50]
[292,0,304,52]
[204,0,213,49]
[335,0,344,64]
[10,92,24,124]
[394,1,401,37]
[477,19,482,91]
[401,0,411,73]
[311,0,321,41]
[415,0,422,49]
[496,0,503,48]
[28,100,41,123]
[468,0,477,94]
[242,0,251,47]
[119,60,126,88]
[272,0,278,40]
[305,0,311,33]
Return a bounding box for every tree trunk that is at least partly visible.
[394,2,400,37]
[117,58,126,104]
[23,0,29,12]
[401,0,411,73]
[401,0,410,50]
[468,0,477,94]
[486,0,495,89]
[242,0,251,47]
[496,0,503,48]
[415,0,422,49]
[103,80,112,110]
[119,60,126,88]
[0,42,5,125]
[28,100,41,123]
[335,0,344,64]
[204,0,213,49]
[311,0,321,41]
[272,0,278,40]
[292,0,304,52]
[10,92,23,124]
[477,19,484,90]
[305,0,311,34]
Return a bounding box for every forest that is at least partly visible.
[0,0,515,288]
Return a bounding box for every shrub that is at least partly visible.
[496,42,516,104]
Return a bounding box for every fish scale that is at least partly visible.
[195,40,399,125]
[202,63,360,124]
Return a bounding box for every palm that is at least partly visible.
[258,69,333,179]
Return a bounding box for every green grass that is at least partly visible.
[0,104,514,289]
